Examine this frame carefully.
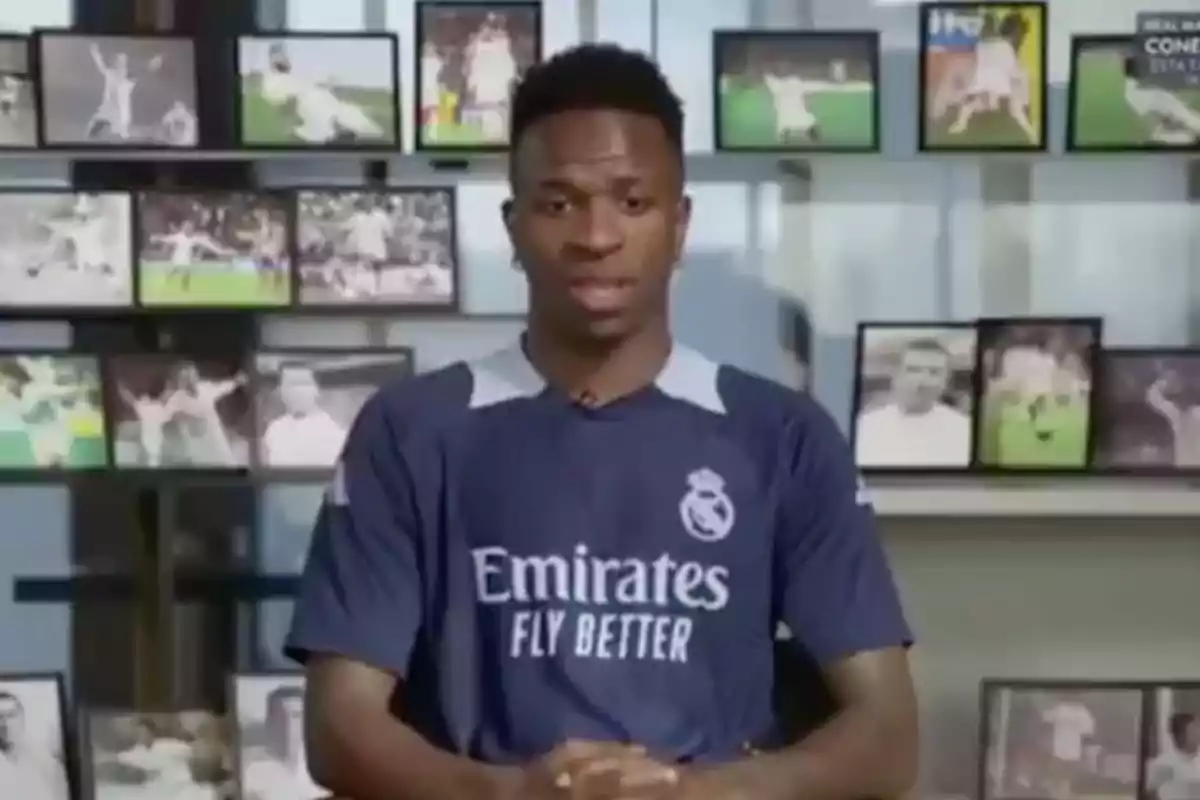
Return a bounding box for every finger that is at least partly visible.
[550,741,645,780]
[617,763,679,789]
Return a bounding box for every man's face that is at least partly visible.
[278,368,319,414]
[892,347,950,412]
[504,109,690,344]
[0,696,24,748]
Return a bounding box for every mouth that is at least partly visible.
[566,276,635,314]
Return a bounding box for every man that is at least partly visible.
[243,685,326,800]
[1123,53,1200,145]
[946,11,1037,142]
[1147,712,1200,800]
[260,364,346,468]
[0,74,23,120]
[164,362,245,467]
[235,206,288,294]
[1145,370,1200,467]
[150,219,233,293]
[286,44,916,800]
[160,100,198,147]
[1038,694,1096,799]
[0,690,69,800]
[85,45,161,141]
[115,380,175,467]
[464,13,518,141]
[420,41,446,130]
[855,337,972,468]
[763,67,821,143]
[260,42,382,144]
[342,196,394,296]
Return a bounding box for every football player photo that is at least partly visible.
[0,35,38,148]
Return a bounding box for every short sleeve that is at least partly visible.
[775,404,912,664]
[284,394,423,676]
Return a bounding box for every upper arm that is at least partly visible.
[774,404,912,665]
[284,393,424,676]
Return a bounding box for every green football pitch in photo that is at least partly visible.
[139,262,291,307]
[420,120,503,147]
[718,82,875,149]
[977,395,1090,469]
[0,426,107,469]
[240,75,397,145]
[1071,48,1200,148]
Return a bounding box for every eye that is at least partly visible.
[538,197,571,215]
[621,196,651,214]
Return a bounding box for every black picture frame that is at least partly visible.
[1065,35,1200,153]
[413,0,543,153]
[249,346,415,480]
[0,187,136,317]
[31,28,202,151]
[229,670,314,800]
[850,320,979,475]
[0,671,74,798]
[917,1,1049,152]
[101,350,254,481]
[132,188,294,311]
[979,679,1147,800]
[289,185,460,314]
[0,348,110,483]
[971,316,1102,475]
[0,33,39,151]
[233,30,402,152]
[1091,347,1200,477]
[711,29,881,154]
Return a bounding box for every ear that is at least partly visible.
[501,198,522,271]
[672,195,692,265]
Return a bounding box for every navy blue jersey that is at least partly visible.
[285,341,911,763]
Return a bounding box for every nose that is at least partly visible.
[566,202,623,257]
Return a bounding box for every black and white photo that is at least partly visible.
[852,323,977,470]
[1095,351,1200,472]
[0,674,70,800]
[35,32,199,148]
[0,191,133,309]
[237,33,400,148]
[136,191,292,308]
[975,318,1099,470]
[105,355,251,470]
[294,188,457,308]
[1145,685,1200,800]
[0,35,37,148]
[234,673,326,800]
[252,349,412,472]
[83,709,231,800]
[982,682,1142,800]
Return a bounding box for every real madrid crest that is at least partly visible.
[679,468,735,542]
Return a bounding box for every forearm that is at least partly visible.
[706,705,917,800]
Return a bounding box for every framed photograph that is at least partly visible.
[236,32,400,150]
[81,709,232,800]
[974,317,1100,472]
[415,1,542,151]
[981,681,1143,800]
[135,190,292,310]
[0,190,133,313]
[1067,35,1200,152]
[918,2,1048,151]
[851,322,978,472]
[252,348,414,475]
[104,354,251,472]
[0,672,71,800]
[1145,683,1200,800]
[0,351,108,475]
[233,672,327,800]
[713,30,879,152]
[1093,349,1200,475]
[293,187,457,310]
[33,30,199,149]
[0,34,38,149]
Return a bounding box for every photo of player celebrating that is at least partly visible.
[0,353,108,471]
[237,33,400,149]
[106,355,251,470]
[35,32,198,148]
[0,191,133,310]
[919,2,1047,150]
[416,1,541,150]
[1068,36,1200,151]
[0,35,37,148]
[714,31,879,152]
[1094,350,1200,473]
[974,318,1100,471]
[294,188,456,308]
[136,191,291,308]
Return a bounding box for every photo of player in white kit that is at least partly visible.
[1095,351,1200,472]
[0,675,70,800]
[237,33,399,148]
[35,32,198,148]
[136,191,291,308]
[234,674,326,800]
[0,191,133,309]
[106,355,251,470]
[1145,686,1200,800]
[0,353,108,471]
[0,36,37,148]
[252,349,413,472]
[295,188,456,307]
[416,1,541,148]
[84,710,231,800]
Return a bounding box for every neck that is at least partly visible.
[525,316,671,403]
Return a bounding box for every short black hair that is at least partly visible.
[509,44,684,162]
